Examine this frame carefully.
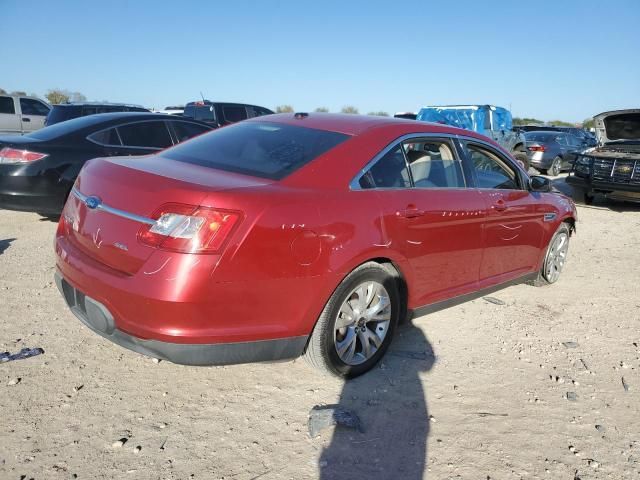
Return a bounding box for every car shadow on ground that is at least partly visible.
[319,321,435,480]
[0,238,16,255]
[550,177,640,213]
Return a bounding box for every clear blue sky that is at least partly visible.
[2,0,639,122]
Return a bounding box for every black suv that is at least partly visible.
[182,101,273,128]
[45,102,150,126]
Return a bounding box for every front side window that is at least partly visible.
[402,139,465,188]
[467,144,519,190]
[0,96,15,114]
[20,98,50,116]
[117,121,172,149]
[359,146,411,189]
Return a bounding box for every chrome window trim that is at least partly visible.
[71,188,156,225]
[86,119,174,150]
[349,132,465,191]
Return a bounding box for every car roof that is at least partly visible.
[53,102,146,108]
[249,112,483,137]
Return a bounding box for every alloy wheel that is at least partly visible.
[333,281,391,365]
[544,232,569,283]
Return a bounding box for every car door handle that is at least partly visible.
[397,206,425,218]
[22,118,31,122]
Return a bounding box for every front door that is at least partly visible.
[462,141,544,285]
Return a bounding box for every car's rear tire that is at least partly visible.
[304,262,401,378]
[528,223,571,287]
[549,156,562,177]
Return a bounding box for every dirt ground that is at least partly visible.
[1,179,639,480]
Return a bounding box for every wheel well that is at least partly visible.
[513,143,524,152]
[368,258,410,323]
[563,217,576,236]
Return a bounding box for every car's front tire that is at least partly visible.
[304,262,400,378]
[529,223,571,287]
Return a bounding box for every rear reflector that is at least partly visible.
[0,147,48,164]
[527,145,546,152]
[138,203,241,254]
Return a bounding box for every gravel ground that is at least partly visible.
[1,185,639,480]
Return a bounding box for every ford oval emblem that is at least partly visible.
[85,196,101,210]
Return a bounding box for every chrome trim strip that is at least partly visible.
[71,188,156,225]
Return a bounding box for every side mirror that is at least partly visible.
[529,175,551,192]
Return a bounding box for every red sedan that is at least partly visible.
[54,113,576,377]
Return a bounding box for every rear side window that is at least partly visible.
[359,146,410,189]
[195,106,216,122]
[0,96,15,114]
[222,106,248,123]
[117,121,173,149]
[20,98,50,116]
[88,128,121,146]
[170,121,210,143]
[403,140,465,188]
[163,121,349,180]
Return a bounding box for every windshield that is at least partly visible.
[162,121,349,180]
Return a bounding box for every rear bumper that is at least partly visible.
[0,168,69,213]
[54,271,307,365]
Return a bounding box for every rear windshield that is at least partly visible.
[45,106,80,125]
[524,132,557,142]
[27,114,114,141]
[162,121,350,180]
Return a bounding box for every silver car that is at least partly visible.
[524,131,583,176]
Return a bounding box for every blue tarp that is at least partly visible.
[416,106,512,134]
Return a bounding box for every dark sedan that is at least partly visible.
[0,113,212,215]
[524,131,584,176]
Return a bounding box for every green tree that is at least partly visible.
[367,111,389,116]
[70,91,87,102]
[548,120,575,127]
[513,117,544,126]
[276,105,294,113]
[314,107,329,112]
[582,118,595,130]
[46,89,71,104]
[341,105,359,114]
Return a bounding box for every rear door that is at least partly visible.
[355,135,485,307]
[461,140,544,285]
[0,96,21,134]
[19,98,50,132]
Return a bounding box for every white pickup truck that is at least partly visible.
[0,94,51,135]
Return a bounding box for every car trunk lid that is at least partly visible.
[62,155,271,275]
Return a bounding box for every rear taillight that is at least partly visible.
[527,145,546,152]
[138,203,242,254]
[0,147,48,164]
